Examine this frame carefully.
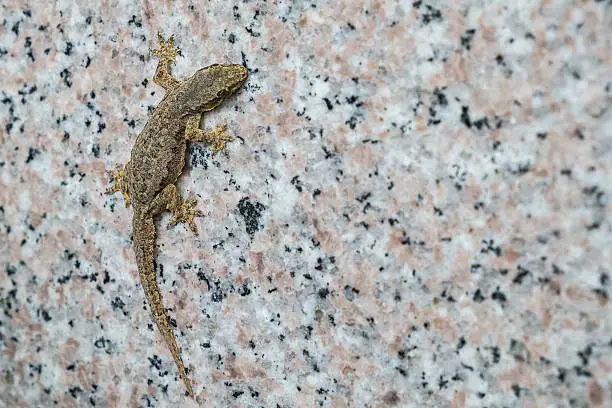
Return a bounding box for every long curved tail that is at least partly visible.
[132,213,194,397]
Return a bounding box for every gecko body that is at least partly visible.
[106,34,248,397]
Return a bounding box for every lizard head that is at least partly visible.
[183,64,248,113]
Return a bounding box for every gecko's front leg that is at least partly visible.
[151,33,180,91]
[185,113,233,156]
[105,163,131,207]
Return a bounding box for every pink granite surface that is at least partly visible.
[1,1,611,407]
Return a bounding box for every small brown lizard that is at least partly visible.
[106,33,248,397]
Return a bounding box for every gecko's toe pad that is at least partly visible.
[105,164,131,207]
[152,33,181,63]
[210,123,232,156]
[168,199,203,235]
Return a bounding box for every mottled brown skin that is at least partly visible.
[106,34,247,398]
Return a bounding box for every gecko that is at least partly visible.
[105,33,248,397]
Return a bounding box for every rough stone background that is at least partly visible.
[1,1,611,407]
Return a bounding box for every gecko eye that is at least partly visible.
[216,89,227,98]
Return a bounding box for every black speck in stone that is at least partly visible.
[238,282,251,296]
[461,29,476,50]
[25,147,40,164]
[473,289,485,303]
[512,266,530,284]
[420,5,443,25]
[12,21,20,36]
[346,95,358,104]
[64,41,73,56]
[491,346,501,363]
[473,117,489,130]
[592,288,607,300]
[322,97,333,110]
[356,192,371,203]
[345,115,358,129]
[577,344,592,366]
[573,366,592,377]
[460,106,471,128]
[128,15,142,28]
[60,68,72,87]
[68,386,82,399]
[228,33,236,43]
[41,309,52,322]
[290,175,302,192]
[491,287,507,303]
[188,143,208,169]
[92,143,100,157]
[148,354,162,370]
[111,296,125,311]
[94,337,108,350]
[510,162,531,176]
[575,128,585,140]
[6,264,16,276]
[245,24,261,38]
[586,221,600,231]
[237,197,265,236]
[433,88,447,106]
[318,288,329,298]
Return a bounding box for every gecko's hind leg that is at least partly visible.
[105,163,130,207]
[151,33,180,91]
[185,114,232,157]
[149,184,203,235]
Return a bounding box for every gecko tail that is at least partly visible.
[133,215,194,398]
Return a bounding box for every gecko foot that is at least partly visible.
[186,122,232,157]
[105,164,130,207]
[151,33,181,64]
[168,198,203,235]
